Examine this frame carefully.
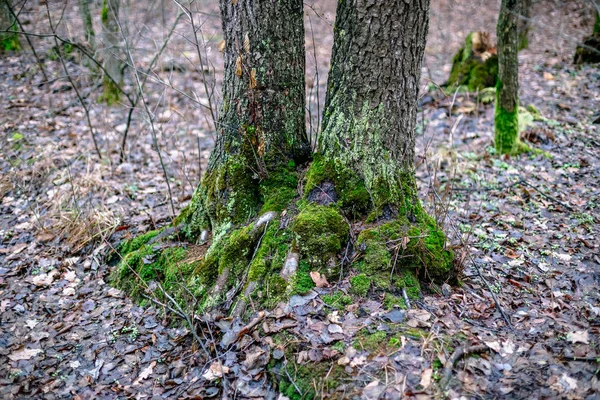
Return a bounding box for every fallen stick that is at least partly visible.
[440,344,489,389]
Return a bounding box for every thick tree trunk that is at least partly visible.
[0,0,20,52]
[495,0,526,154]
[100,0,122,103]
[184,0,310,236]
[79,0,96,49]
[307,0,453,282]
[518,0,531,50]
[113,0,454,322]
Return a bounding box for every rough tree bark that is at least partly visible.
[79,0,96,49]
[182,0,311,236]
[518,0,532,50]
[495,0,528,154]
[113,0,454,319]
[308,0,453,285]
[100,0,122,103]
[0,0,20,52]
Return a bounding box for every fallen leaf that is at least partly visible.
[567,331,589,344]
[134,361,156,384]
[420,368,433,388]
[202,362,230,381]
[9,348,43,361]
[309,271,329,288]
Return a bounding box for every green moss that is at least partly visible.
[322,291,353,310]
[356,214,454,285]
[293,260,315,295]
[101,0,109,23]
[111,242,189,300]
[100,76,120,105]
[350,273,370,297]
[304,155,371,217]
[595,11,600,36]
[259,166,298,214]
[278,355,344,399]
[447,32,498,91]
[383,293,406,310]
[117,229,160,255]
[353,330,388,353]
[0,30,20,52]
[494,85,530,155]
[291,204,348,272]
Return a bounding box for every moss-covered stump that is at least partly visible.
[574,34,600,64]
[447,32,498,91]
[574,11,600,64]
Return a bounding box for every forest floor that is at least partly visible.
[1,1,599,399]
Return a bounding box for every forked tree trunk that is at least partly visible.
[495,0,525,154]
[183,0,310,236]
[100,0,122,103]
[113,0,454,320]
[79,0,96,49]
[0,0,20,52]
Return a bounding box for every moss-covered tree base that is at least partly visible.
[446,32,498,91]
[99,77,121,105]
[111,159,455,323]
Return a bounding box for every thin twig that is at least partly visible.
[44,3,102,160]
[113,6,176,215]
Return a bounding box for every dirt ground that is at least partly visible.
[1,0,599,399]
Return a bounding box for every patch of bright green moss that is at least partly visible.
[494,87,531,155]
[322,291,353,310]
[350,273,370,297]
[292,260,315,295]
[0,30,20,52]
[353,330,388,353]
[291,203,348,271]
[304,155,371,217]
[447,33,498,91]
[383,293,406,310]
[117,229,160,255]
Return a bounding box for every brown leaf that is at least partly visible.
[243,33,250,53]
[249,68,257,89]
[235,56,243,77]
[9,348,43,361]
[309,271,329,288]
[218,40,226,53]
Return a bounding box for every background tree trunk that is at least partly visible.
[183,0,310,237]
[574,8,600,64]
[0,0,20,51]
[518,0,532,50]
[495,0,524,154]
[100,0,122,103]
[79,0,96,49]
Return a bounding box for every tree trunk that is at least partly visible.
[183,0,310,236]
[518,0,531,50]
[495,0,527,154]
[574,8,600,64]
[79,0,96,49]
[113,0,455,321]
[100,0,122,103]
[0,0,20,52]
[308,0,453,283]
